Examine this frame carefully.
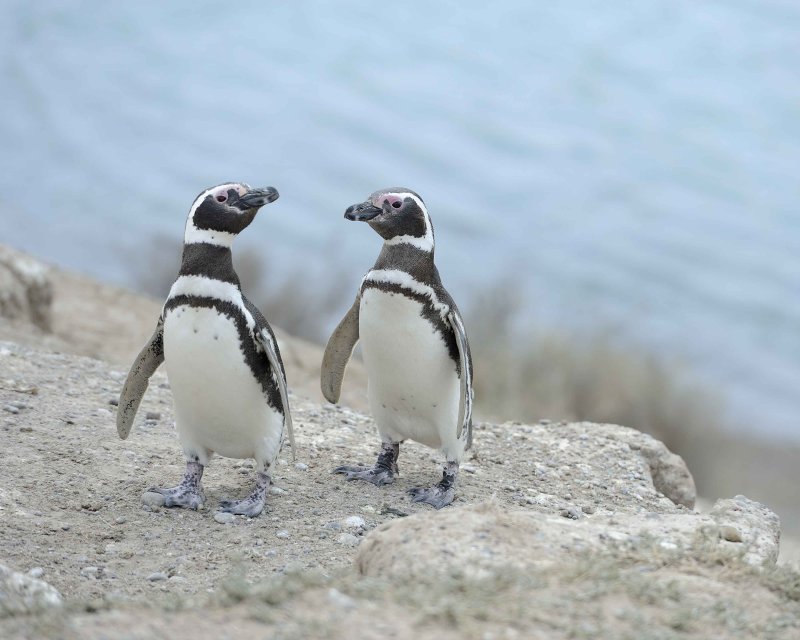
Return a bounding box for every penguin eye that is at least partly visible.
[391,201,402,209]
[216,194,227,203]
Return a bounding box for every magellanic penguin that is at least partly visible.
[321,188,473,508]
[117,182,294,517]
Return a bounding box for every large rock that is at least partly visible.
[0,563,62,616]
[0,246,53,331]
[357,497,781,580]
[592,423,697,509]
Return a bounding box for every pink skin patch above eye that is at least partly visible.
[375,194,403,209]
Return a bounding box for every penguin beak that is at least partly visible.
[344,201,382,221]
[234,187,280,210]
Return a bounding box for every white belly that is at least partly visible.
[359,288,461,455]
[163,304,283,467]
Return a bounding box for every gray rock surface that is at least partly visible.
[0,562,62,616]
[357,496,780,580]
[710,495,781,566]
[604,425,697,508]
[0,246,53,331]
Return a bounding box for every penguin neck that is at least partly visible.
[184,218,237,249]
[179,242,241,286]
[381,215,435,253]
[374,242,437,283]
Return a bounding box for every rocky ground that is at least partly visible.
[1,246,799,639]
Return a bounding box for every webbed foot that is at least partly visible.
[334,465,396,486]
[150,461,205,510]
[409,484,455,508]
[409,461,458,509]
[218,471,270,517]
[333,442,399,487]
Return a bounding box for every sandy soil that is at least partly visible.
[1,262,799,638]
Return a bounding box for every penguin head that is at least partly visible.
[185,182,279,245]
[344,188,434,250]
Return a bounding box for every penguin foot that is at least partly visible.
[333,465,396,486]
[333,442,399,486]
[218,471,270,517]
[408,484,455,509]
[151,485,206,510]
[409,461,458,509]
[150,461,205,510]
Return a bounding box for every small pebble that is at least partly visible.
[115,516,126,525]
[3,405,20,414]
[344,515,365,529]
[269,487,287,496]
[145,411,161,421]
[147,572,168,582]
[581,505,596,515]
[276,530,290,539]
[337,533,360,547]
[719,525,743,543]
[560,507,583,520]
[360,505,376,514]
[294,462,309,471]
[214,512,235,525]
[142,492,166,508]
[108,398,119,406]
[80,566,99,578]
[28,567,44,579]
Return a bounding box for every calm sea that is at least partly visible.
[1,1,798,440]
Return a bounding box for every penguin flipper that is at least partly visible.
[257,328,296,461]
[321,296,360,404]
[448,310,473,447]
[117,319,164,440]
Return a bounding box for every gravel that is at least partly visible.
[28,567,44,579]
[344,515,366,529]
[213,512,235,525]
[337,533,360,547]
[147,572,168,582]
[141,492,166,508]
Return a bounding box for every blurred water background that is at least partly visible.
[0,1,798,451]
